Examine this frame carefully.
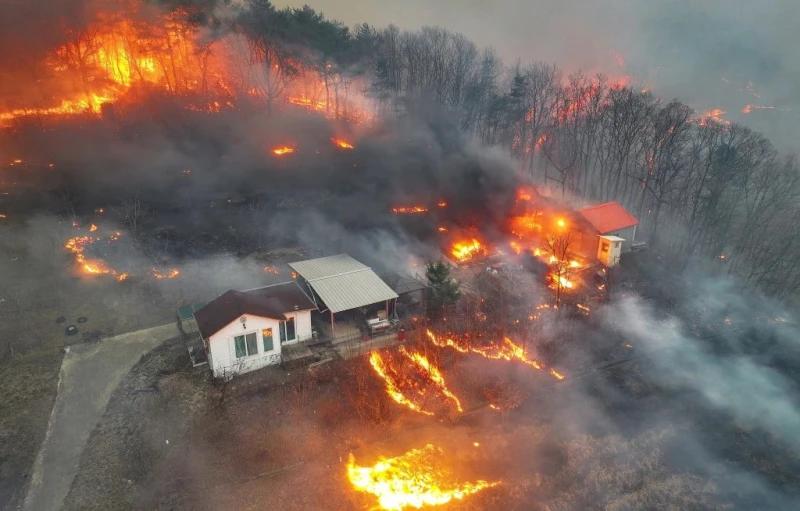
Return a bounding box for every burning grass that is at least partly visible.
[426,330,564,380]
[369,347,462,416]
[347,444,500,510]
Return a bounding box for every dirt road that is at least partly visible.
[22,323,178,511]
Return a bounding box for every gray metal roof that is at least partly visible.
[289,254,399,313]
[289,254,368,281]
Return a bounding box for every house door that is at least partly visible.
[279,317,296,344]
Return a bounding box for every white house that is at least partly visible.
[193,281,317,379]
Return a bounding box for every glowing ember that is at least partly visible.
[577,304,591,313]
[549,369,565,380]
[332,138,354,149]
[264,266,280,275]
[89,224,98,232]
[0,214,6,219]
[347,444,499,511]
[116,273,130,282]
[438,227,448,233]
[392,206,428,214]
[272,146,295,156]
[437,201,447,208]
[451,239,483,262]
[151,268,180,279]
[368,347,463,416]
[426,330,564,379]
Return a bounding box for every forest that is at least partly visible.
[208,0,799,298]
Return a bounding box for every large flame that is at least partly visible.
[369,347,462,416]
[451,238,483,262]
[347,444,499,510]
[426,330,564,380]
[0,1,373,126]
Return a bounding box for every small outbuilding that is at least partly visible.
[576,202,639,264]
[193,281,317,379]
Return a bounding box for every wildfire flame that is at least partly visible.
[392,206,428,214]
[272,146,295,156]
[369,347,462,416]
[347,444,500,510]
[332,138,354,149]
[151,268,180,279]
[426,330,564,380]
[451,239,483,262]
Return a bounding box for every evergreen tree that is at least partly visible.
[425,260,461,318]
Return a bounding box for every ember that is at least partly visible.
[347,444,499,510]
[264,266,280,275]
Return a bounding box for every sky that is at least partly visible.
[275,0,799,152]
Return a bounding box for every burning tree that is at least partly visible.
[424,260,461,320]
[546,232,575,307]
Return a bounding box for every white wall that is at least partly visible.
[206,309,314,379]
[604,225,637,252]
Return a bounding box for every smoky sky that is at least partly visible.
[276,0,799,152]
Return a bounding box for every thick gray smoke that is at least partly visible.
[276,0,799,152]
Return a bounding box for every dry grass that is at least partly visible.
[0,344,63,509]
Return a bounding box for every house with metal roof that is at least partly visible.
[289,254,399,338]
[193,281,317,379]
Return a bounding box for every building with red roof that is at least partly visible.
[575,202,639,264]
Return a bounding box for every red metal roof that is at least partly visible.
[578,202,638,234]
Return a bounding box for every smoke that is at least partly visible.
[275,0,800,152]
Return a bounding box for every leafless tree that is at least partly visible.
[114,194,148,241]
[546,232,575,307]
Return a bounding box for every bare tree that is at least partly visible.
[114,194,148,241]
[546,232,575,307]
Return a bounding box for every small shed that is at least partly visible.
[577,202,638,254]
[380,272,428,317]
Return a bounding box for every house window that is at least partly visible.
[601,242,609,253]
[262,328,274,352]
[234,332,258,358]
[279,317,296,343]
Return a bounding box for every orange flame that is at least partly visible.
[426,330,564,380]
[392,206,428,214]
[368,347,462,416]
[89,224,98,232]
[151,268,180,279]
[264,266,280,275]
[451,239,483,262]
[347,444,500,510]
[272,146,295,156]
[332,138,354,149]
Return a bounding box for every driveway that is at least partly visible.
[23,323,178,511]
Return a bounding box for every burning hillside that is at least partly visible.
[0,0,372,127]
